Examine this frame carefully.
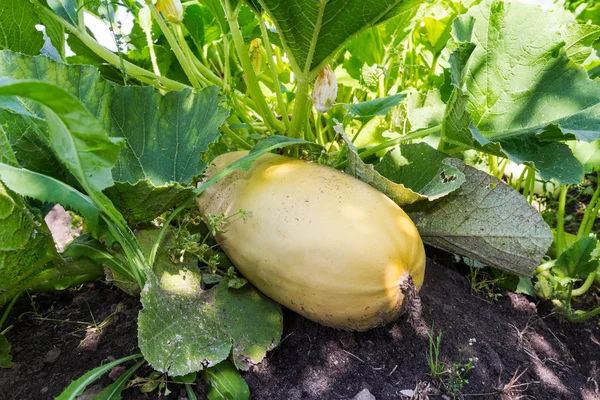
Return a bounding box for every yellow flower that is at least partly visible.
[159,0,183,24]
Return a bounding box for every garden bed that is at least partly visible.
[1,257,598,400]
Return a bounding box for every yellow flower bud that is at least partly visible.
[159,0,183,24]
[312,65,337,113]
[249,38,263,74]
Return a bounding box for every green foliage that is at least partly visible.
[202,360,250,400]
[56,354,143,400]
[138,267,282,375]
[0,335,13,368]
[256,0,425,75]
[443,0,600,184]
[0,0,45,55]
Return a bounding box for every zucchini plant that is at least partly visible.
[0,0,598,397]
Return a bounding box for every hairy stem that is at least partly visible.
[556,185,569,257]
[34,2,188,91]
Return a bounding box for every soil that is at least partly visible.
[1,255,599,400]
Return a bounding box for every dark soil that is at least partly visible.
[1,258,599,400]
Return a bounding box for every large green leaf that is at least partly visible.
[406,159,553,276]
[256,0,424,75]
[0,51,228,223]
[0,0,45,55]
[443,0,600,184]
[138,230,282,376]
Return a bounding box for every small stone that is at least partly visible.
[40,387,48,394]
[109,365,126,381]
[43,348,61,363]
[352,388,376,400]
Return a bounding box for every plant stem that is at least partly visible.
[221,125,252,149]
[149,197,194,267]
[0,294,20,332]
[144,0,201,89]
[571,271,597,297]
[143,16,162,77]
[259,16,290,129]
[34,2,188,91]
[22,258,105,294]
[556,185,569,257]
[288,78,311,139]
[578,171,600,238]
[224,3,284,132]
[567,306,600,323]
[335,124,441,169]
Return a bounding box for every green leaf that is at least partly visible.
[344,93,406,123]
[337,125,425,206]
[516,277,535,297]
[62,234,132,280]
[202,360,250,400]
[0,169,58,306]
[443,0,600,183]
[110,85,227,186]
[0,125,18,166]
[47,0,79,25]
[257,0,425,75]
[138,230,282,375]
[104,180,193,224]
[184,5,205,49]
[561,23,600,65]
[406,89,445,131]
[374,143,465,201]
[0,0,45,55]
[0,164,102,233]
[0,109,68,181]
[55,354,142,400]
[553,236,599,279]
[94,360,145,400]
[569,140,600,173]
[420,14,455,55]
[0,335,13,368]
[38,6,65,60]
[406,159,553,276]
[0,78,125,193]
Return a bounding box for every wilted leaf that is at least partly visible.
[375,143,465,201]
[407,159,553,276]
[336,124,425,206]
